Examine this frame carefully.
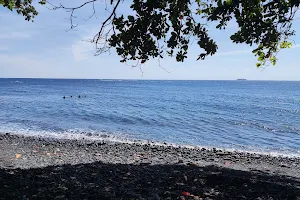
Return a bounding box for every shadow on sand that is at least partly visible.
[1,161,300,200]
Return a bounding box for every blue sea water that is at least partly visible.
[0,78,299,156]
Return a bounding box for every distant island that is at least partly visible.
[237,78,247,80]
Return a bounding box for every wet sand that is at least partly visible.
[1,133,300,199]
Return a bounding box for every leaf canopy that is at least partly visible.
[1,0,299,67]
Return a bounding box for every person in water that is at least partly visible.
[63,96,66,99]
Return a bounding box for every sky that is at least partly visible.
[0,1,300,80]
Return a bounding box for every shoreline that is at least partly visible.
[1,132,300,175]
[1,132,300,199]
[2,131,299,158]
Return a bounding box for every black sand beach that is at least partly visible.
[1,133,300,200]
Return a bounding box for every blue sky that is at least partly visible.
[0,1,299,80]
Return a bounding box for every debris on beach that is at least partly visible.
[224,161,232,166]
[182,191,191,196]
[178,191,201,200]
[15,153,22,159]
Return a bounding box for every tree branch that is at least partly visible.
[46,0,100,30]
[92,0,121,45]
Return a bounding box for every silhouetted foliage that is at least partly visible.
[0,0,45,21]
[2,0,299,67]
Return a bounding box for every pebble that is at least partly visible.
[151,193,160,200]
[280,164,290,168]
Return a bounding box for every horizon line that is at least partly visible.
[0,77,299,81]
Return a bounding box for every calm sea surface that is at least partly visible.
[0,79,299,156]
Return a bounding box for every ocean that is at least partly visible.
[0,78,299,156]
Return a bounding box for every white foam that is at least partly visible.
[2,129,129,143]
[10,80,23,84]
[0,124,130,143]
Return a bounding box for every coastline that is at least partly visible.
[1,133,300,199]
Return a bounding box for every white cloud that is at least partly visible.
[0,53,67,78]
[0,46,8,51]
[0,54,44,68]
[70,26,107,62]
[0,31,32,40]
[214,44,300,57]
[71,39,95,62]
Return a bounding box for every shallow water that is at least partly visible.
[0,79,299,156]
